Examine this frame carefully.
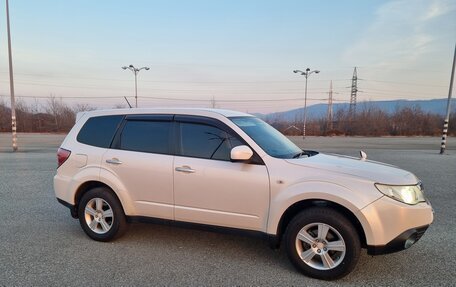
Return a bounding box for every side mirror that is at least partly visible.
[230,145,253,162]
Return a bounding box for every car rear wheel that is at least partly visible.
[284,207,360,280]
[78,187,127,241]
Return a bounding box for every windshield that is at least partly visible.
[231,117,302,159]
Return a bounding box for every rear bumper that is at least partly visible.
[367,225,429,255]
[54,174,74,205]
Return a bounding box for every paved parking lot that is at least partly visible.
[0,133,455,286]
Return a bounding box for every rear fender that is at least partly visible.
[98,167,136,215]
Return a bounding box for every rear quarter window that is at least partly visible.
[77,115,124,148]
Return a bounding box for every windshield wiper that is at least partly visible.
[292,152,304,159]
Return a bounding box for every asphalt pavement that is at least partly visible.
[0,133,455,286]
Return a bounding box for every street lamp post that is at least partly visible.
[122,65,150,108]
[6,0,17,151]
[293,68,320,138]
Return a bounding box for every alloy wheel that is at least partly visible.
[84,198,114,234]
[295,222,346,270]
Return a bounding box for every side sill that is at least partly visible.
[127,215,279,248]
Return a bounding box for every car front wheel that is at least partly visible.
[284,207,361,280]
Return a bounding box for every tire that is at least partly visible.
[284,207,360,280]
[78,187,128,242]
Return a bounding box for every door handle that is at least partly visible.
[175,166,195,173]
[106,158,122,165]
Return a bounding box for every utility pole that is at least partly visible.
[349,67,358,119]
[293,68,320,138]
[211,96,216,108]
[440,43,456,154]
[326,80,334,131]
[122,65,150,108]
[6,0,17,151]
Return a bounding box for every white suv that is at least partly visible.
[54,108,433,280]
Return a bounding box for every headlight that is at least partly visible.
[375,183,426,205]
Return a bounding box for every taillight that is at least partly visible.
[57,148,71,168]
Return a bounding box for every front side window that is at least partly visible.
[120,120,171,154]
[179,123,242,160]
[231,117,302,159]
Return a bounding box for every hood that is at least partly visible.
[285,153,418,185]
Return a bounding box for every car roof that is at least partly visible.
[76,108,253,122]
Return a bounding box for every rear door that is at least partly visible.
[102,114,175,219]
[173,116,270,231]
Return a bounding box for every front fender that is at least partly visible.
[267,180,381,245]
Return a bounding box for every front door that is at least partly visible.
[173,118,270,231]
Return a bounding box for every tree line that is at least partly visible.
[0,97,94,133]
[0,98,454,136]
[269,105,456,136]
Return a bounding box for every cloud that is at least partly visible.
[422,0,455,20]
[342,0,455,68]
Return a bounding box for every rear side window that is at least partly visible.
[179,123,242,160]
[120,120,171,154]
[77,115,123,148]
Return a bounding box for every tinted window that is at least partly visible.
[120,121,171,154]
[77,115,123,148]
[179,123,242,160]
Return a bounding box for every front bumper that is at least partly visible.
[367,225,429,255]
[360,196,433,248]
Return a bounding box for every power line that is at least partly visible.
[0,70,448,87]
[1,81,442,97]
[359,79,447,87]
[10,95,122,99]
[359,90,444,97]
[6,94,346,102]
[0,72,351,84]
[361,88,435,94]
[0,80,342,92]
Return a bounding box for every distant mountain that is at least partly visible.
[260,98,452,122]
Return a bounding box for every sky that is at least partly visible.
[0,0,455,113]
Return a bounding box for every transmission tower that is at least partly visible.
[326,80,333,131]
[349,67,358,118]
